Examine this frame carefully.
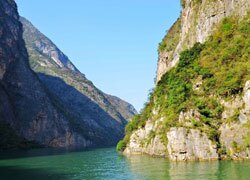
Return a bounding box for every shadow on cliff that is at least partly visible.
[0,165,70,180]
[0,73,126,160]
[37,73,125,146]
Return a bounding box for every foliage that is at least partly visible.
[244,121,250,147]
[118,102,154,149]
[116,140,127,151]
[158,18,181,53]
[231,141,243,153]
[156,42,205,128]
[120,13,250,151]
[181,0,186,8]
[200,15,250,96]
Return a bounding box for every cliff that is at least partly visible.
[157,0,250,82]
[20,17,137,126]
[0,0,136,149]
[120,0,250,161]
[0,0,85,148]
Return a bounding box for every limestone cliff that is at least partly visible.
[157,0,250,82]
[120,0,250,161]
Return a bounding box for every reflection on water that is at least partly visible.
[125,154,250,180]
[124,155,170,180]
[0,148,249,180]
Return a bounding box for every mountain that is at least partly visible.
[0,0,136,149]
[119,0,250,161]
[20,16,137,124]
[0,0,82,149]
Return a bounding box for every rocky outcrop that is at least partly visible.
[220,123,250,160]
[156,0,250,82]
[124,111,218,161]
[219,80,250,160]
[123,0,250,161]
[124,79,250,161]
[124,133,166,157]
[0,0,137,149]
[124,120,167,156]
[167,128,218,161]
[240,80,250,123]
[124,123,218,161]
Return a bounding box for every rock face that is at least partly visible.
[124,116,218,161]
[20,17,137,126]
[220,124,250,160]
[21,17,77,71]
[123,0,250,161]
[125,72,250,161]
[104,94,137,121]
[167,128,218,161]
[125,58,250,161]
[0,0,137,149]
[124,119,218,161]
[0,0,86,148]
[124,120,167,156]
[156,0,250,82]
[219,80,250,159]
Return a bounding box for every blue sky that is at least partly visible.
[16,0,181,111]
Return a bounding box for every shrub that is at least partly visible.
[120,13,250,151]
[116,140,126,151]
[158,18,181,53]
[207,129,219,142]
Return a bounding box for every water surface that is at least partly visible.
[0,147,249,180]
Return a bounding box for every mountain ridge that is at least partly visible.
[0,0,137,149]
[20,17,137,126]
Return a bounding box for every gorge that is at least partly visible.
[1,0,250,179]
[0,0,250,170]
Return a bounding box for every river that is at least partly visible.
[0,147,249,180]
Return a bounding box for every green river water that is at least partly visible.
[0,147,249,180]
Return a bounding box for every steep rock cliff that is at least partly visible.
[121,0,250,161]
[157,0,250,82]
[20,17,137,126]
[0,0,88,148]
[0,0,136,149]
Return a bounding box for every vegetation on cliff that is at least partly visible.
[158,18,181,53]
[118,12,250,152]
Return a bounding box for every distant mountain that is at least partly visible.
[21,16,137,124]
[0,0,137,149]
[20,16,137,147]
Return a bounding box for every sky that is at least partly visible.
[15,0,181,111]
